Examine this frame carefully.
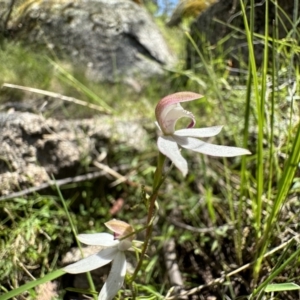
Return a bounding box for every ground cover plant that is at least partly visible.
[1,0,300,299]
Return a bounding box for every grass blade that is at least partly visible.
[0,269,65,300]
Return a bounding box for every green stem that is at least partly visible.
[152,152,166,190]
[130,152,166,281]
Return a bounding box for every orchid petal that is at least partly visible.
[157,136,188,176]
[174,136,251,157]
[99,251,126,300]
[63,247,118,274]
[77,233,118,247]
[118,239,132,251]
[174,126,223,138]
[155,92,203,134]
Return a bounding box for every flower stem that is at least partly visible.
[152,152,166,190]
[130,152,166,281]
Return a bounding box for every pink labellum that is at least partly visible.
[155,92,203,135]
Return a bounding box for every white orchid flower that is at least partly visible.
[155,92,251,176]
[64,220,134,300]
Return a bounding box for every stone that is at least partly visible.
[0,111,148,196]
[5,0,175,87]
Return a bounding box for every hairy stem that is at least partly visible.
[130,152,166,281]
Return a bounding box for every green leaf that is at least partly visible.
[265,283,300,292]
[0,269,65,300]
[65,287,98,295]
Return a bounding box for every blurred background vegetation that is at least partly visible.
[0,0,300,299]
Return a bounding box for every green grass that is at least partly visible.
[1,0,300,299]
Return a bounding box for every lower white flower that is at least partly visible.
[64,220,134,300]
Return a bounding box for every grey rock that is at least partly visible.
[6,0,175,86]
[0,111,148,196]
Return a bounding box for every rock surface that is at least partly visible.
[187,0,299,70]
[5,0,175,86]
[0,112,147,196]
